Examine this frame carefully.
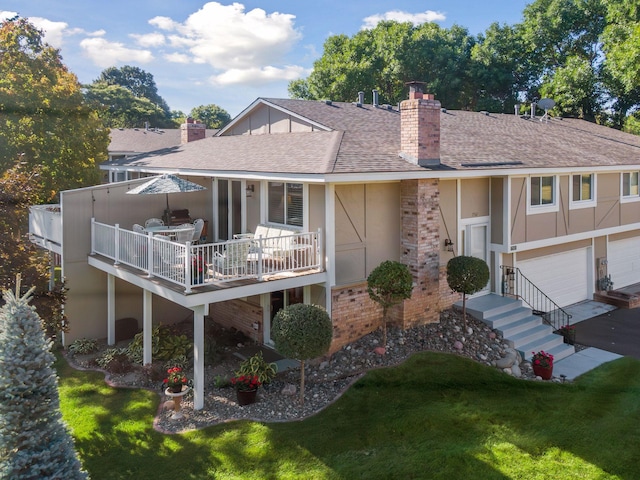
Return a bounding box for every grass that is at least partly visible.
[56,352,640,479]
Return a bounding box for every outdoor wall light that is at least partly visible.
[246,184,254,197]
[444,238,454,252]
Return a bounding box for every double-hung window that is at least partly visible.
[570,173,596,209]
[621,172,639,202]
[528,175,558,214]
[268,182,303,227]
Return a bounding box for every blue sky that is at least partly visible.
[2,1,530,117]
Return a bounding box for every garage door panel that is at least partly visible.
[608,237,640,289]
[518,248,589,307]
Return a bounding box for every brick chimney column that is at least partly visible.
[181,117,206,144]
[400,82,441,167]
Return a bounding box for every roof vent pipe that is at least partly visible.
[358,91,365,106]
[372,89,379,107]
[531,102,536,119]
[514,104,520,116]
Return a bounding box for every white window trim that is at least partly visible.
[569,173,597,210]
[620,171,640,204]
[526,175,559,215]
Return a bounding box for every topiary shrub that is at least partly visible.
[367,260,413,348]
[272,304,332,404]
[446,255,490,327]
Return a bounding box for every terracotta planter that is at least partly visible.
[237,388,257,406]
[533,364,553,380]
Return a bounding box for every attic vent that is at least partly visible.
[479,110,489,116]
[324,100,332,106]
[441,108,447,113]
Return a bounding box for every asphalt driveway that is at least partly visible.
[575,307,640,360]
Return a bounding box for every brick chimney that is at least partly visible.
[400,81,441,167]
[181,117,206,144]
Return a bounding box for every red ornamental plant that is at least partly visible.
[163,367,188,389]
[531,350,554,369]
[230,374,261,391]
[558,324,575,334]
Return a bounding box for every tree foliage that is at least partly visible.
[290,1,640,130]
[87,65,174,128]
[367,260,413,347]
[0,18,108,201]
[446,256,489,326]
[272,304,332,404]
[0,279,87,479]
[189,104,231,129]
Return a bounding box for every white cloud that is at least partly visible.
[0,11,18,21]
[164,52,191,64]
[361,10,446,29]
[148,2,302,71]
[130,32,165,47]
[209,65,308,86]
[80,37,154,68]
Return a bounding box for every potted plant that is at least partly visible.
[230,374,261,406]
[557,324,576,345]
[163,366,188,393]
[235,351,277,385]
[531,350,554,380]
[191,255,205,284]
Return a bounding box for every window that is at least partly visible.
[570,173,596,209]
[268,182,303,227]
[622,172,639,198]
[527,175,558,214]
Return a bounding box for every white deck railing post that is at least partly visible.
[114,224,120,265]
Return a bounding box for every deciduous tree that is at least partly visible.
[189,104,231,129]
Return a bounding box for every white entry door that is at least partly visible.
[465,223,490,294]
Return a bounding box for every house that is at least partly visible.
[29,83,640,409]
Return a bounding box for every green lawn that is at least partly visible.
[57,352,640,479]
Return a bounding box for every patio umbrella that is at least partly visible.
[126,174,206,211]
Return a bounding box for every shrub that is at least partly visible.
[67,338,98,355]
[446,256,490,326]
[96,348,132,373]
[272,304,332,404]
[127,324,192,364]
[367,260,413,347]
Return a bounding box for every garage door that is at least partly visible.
[517,248,590,307]
[608,237,640,289]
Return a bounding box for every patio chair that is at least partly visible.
[175,224,195,243]
[133,223,146,234]
[192,218,205,243]
[145,217,164,228]
[208,240,251,279]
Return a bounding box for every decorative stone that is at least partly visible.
[466,327,473,335]
[511,364,522,377]
[495,353,517,369]
[503,367,512,375]
[281,384,296,396]
[374,346,386,355]
[489,332,496,339]
[453,340,463,350]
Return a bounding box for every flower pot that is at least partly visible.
[563,331,576,345]
[533,364,553,380]
[237,388,257,406]
[170,384,184,393]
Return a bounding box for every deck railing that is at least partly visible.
[91,219,323,293]
[500,265,572,331]
[29,205,62,253]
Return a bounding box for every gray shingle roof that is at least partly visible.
[104,98,640,176]
[109,128,217,154]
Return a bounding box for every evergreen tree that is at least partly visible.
[0,278,87,479]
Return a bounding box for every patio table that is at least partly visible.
[145,225,194,241]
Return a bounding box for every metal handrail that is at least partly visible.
[500,265,572,331]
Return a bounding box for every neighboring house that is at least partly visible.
[29,84,640,410]
[105,119,216,182]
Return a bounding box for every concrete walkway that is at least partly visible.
[552,300,625,380]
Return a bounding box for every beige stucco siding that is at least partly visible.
[510,172,636,244]
[439,180,457,264]
[460,178,489,219]
[225,104,316,136]
[491,177,504,244]
[308,184,325,236]
[334,183,401,285]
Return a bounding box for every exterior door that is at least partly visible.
[465,223,489,294]
[216,179,242,241]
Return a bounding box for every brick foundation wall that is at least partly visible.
[439,264,462,310]
[209,299,263,343]
[329,282,383,354]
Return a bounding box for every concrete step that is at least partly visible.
[498,315,543,337]
[508,324,553,349]
[517,333,565,361]
[462,294,522,322]
[544,342,576,364]
[486,307,539,330]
